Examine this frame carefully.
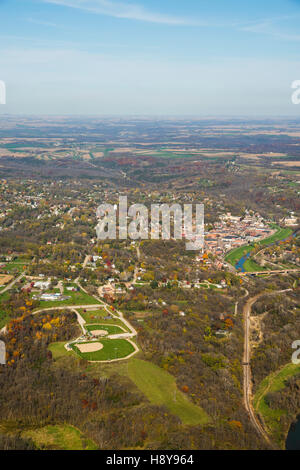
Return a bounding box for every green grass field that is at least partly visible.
[48,348,210,426]
[225,227,293,268]
[79,308,110,322]
[243,257,263,272]
[32,289,100,309]
[79,309,130,331]
[0,262,27,274]
[258,227,292,246]
[48,341,75,359]
[22,424,98,450]
[253,362,300,446]
[85,324,125,335]
[225,244,253,266]
[71,338,135,361]
[125,359,210,426]
[0,291,11,328]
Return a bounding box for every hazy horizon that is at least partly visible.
[1,0,300,115]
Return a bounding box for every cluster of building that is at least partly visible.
[33,292,71,302]
[204,211,274,260]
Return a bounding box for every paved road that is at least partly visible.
[239,269,300,276]
[77,280,138,337]
[1,273,139,362]
[82,255,90,269]
[0,273,24,294]
[0,274,25,334]
[71,307,87,334]
[243,288,292,448]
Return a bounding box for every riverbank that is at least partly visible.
[225,226,293,272]
[253,362,300,448]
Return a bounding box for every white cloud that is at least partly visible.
[240,15,300,41]
[43,0,195,25]
[41,1,300,37]
[26,17,58,27]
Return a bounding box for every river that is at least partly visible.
[286,416,300,450]
[234,231,297,273]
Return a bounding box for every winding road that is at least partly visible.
[0,272,139,363]
[243,288,292,448]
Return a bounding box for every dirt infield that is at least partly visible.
[90,330,108,336]
[76,342,103,353]
[0,274,13,286]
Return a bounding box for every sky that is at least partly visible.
[1,0,300,115]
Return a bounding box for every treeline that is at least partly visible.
[0,433,36,450]
[265,373,300,444]
[121,287,267,449]
[251,289,300,387]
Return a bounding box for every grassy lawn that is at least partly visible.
[1,262,27,274]
[46,352,209,427]
[253,362,300,446]
[79,309,130,331]
[79,308,110,322]
[85,324,125,335]
[258,227,292,246]
[48,341,75,360]
[22,424,98,450]
[71,338,135,361]
[225,244,253,266]
[0,313,10,329]
[0,291,11,329]
[225,227,293,269]
[125,359,210,426]
[243,257,263,272]
[32,289,100,309]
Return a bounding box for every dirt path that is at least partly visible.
[82,255,90,269]
[71,307,86,334]
[243,288,292,448]
[57,280,64,295]
[76,280,138,341]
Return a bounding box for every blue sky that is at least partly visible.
[1,0,300,115]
